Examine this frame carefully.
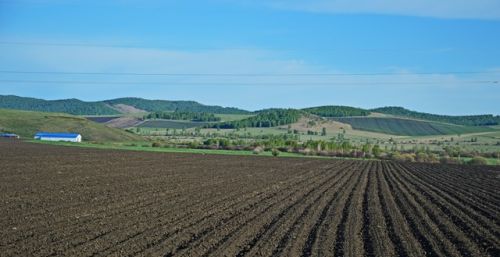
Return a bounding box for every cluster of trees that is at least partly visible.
[372,106,499,126]
[305,128,327,136]
[144,111,221,122]
[303,105,370,117]
[104,97,249,114]
[213,109,302,129]
[146,127,496,165]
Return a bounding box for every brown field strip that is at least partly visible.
[0,139,499,257]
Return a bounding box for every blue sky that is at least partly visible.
[0,0,499,114]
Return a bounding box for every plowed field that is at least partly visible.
[0,140,499,257]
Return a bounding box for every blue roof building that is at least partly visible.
[0,133,19,138]
[34,132,82,142]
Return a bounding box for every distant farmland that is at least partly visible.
[138,119,212,129]
[332,117,493,136]
[85,116,121,123]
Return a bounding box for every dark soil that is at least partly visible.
[0,139,498,257]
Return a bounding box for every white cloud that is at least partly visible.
[0,43,496,87]
[261,0,500,20]
[0,43,498,113]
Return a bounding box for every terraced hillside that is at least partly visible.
[332,117,494,136]
[0,140,498,257]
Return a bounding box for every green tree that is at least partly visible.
[321,127,327,136]
[362,143,372,157]
[372,144,381,157]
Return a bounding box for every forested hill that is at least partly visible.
[0,95,119,115]
[1,95,498,126]
[302,106,370,117]
[0,95,250,115]
[371,106,500,126]
[214,109,302,129]
[103,98,250,114]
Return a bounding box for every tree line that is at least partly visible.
[302,105,370,117]
[144,111,221,122]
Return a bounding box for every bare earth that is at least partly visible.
[105,116,143,128]
[0,139,499,257]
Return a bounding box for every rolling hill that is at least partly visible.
[0,95,250,116]
[1,95,498,137]
[0,109,143,142]
[0,95,119,115]
[331,117,494,136]
[103,98,249,114]
[371,106,500,126]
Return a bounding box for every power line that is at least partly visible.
[0,70,498,77]
[0,79,496,86]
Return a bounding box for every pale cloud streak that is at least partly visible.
[0,43,495,87]
[4,0,500,20]
[0,43,498,113]
[258,0,500,20]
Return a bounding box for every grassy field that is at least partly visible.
[28,139,331,159]
[138,120,213,129]
[332,117,494,136]
[461,156,500,165]
[0,109,143,142]
[396,130,500,152]
[134,118,500,156]
[26,139,500,166]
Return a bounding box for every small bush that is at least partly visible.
[392,152,415,162]
[152,142,162,148]
[468,156,488,165]
[299,148,314,156]
[188,141,200,149]
[439,156,458,164]
[253,146,263,155]
[271,148,280,157]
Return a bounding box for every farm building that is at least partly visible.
[34,132,82,142]
[0,133,19,139]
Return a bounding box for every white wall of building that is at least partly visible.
[38,135,82,142]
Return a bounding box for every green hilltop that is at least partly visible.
[0,95,250,116]
[0,95,119,115]
[302,105,370,117]
[104,97,249,114]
